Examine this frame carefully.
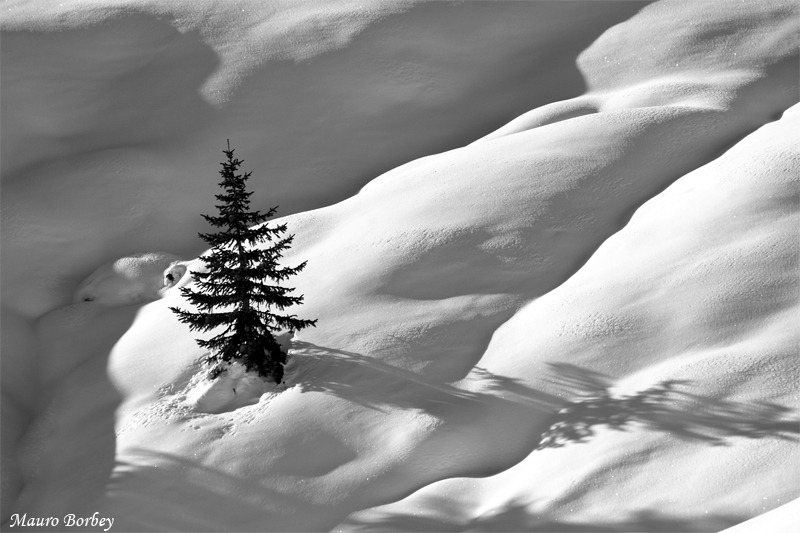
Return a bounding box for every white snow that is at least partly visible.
[73,252,187,305]
[182,362,275,415]
[720,498,800,533]
[2,0,798,531]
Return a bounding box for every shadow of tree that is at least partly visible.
[286,344,798,451]
[99,352,794,532]
[537,363,800,450]
[285,341,560,415]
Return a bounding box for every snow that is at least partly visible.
[1,0,645,317]
[719,498,800,533]
[2,0,799,531]
[345,99,800,532]
[73,252,188,305]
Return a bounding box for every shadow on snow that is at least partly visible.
[537,362,799,450]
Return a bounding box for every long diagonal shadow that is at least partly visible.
[284,341,559,414]
[285,344,799,451]
[537,363,800,449]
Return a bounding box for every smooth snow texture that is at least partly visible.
[2,0,799,531]
[73,252,188,305]
[341,99,800,533]
[1,0,646,317]
[719,498,800,533]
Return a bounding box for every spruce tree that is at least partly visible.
[170,141,316,383]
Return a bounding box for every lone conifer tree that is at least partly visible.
[171,141,316,383]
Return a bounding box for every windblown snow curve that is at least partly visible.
[2,0,798,531]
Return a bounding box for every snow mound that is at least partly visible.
[1,0,645,317]
[73,252,189,306]
[3,0,799,531]
[340,100,800,533]
[172,333,294,414]
[181,362,274,415]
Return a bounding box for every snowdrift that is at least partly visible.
[2,0,798,531]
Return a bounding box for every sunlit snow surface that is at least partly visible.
[1,0,799,531]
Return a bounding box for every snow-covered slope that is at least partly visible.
[1,0,646,317]
[720,498,800,533]
[0,0,648,521]
[2,0,798,531]
[341,96,800,533]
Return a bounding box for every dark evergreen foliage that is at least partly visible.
[170,141,316,383]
